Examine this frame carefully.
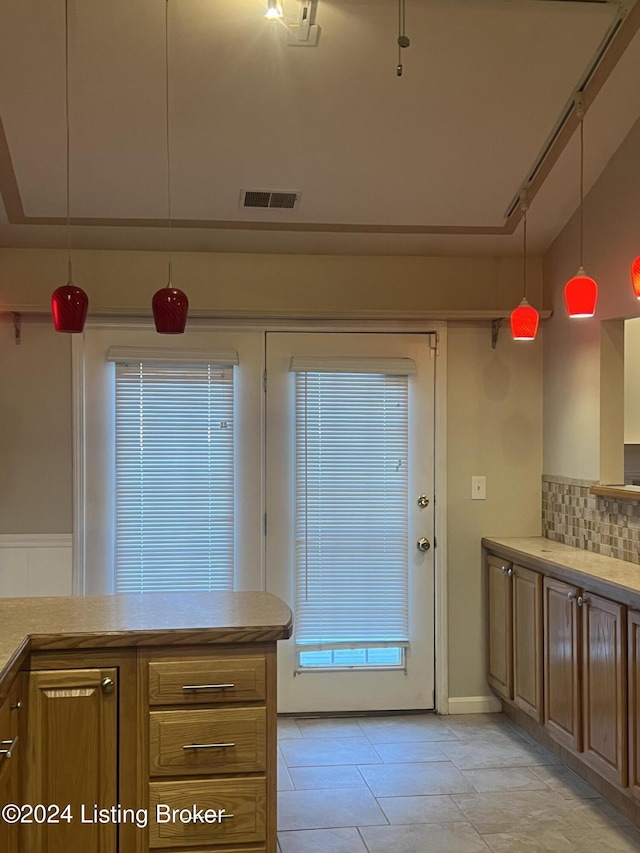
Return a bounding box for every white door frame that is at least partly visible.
[71,318,449,714]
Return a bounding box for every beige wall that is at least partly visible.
[543,117,640,480]
[0,248,542,314]
[625,317,640,444]
[447,323,542,698]
[0,248,544,701]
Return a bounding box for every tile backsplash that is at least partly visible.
[542,474,640,564]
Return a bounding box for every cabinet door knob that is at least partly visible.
[101,677,115,694]
[10,700,22,711]
[577,596,589,608]
[501,566,508,574]
[567,592,576,603]
[507,568,513,578]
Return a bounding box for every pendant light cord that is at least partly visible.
[165,0,173,287]
[579,115,584,269]
[521,191,528,300]
[397,0,409,76]
[64,0,72,284]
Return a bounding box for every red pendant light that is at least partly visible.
[511,298,539,340]
[631,256,640,300]
[564,94,598,319]
[510,192,540,341]
[154,0,188,335]
[51,0,89,334]
[153,263,189,334]
[564,266,598,318]
[52,281,89,333]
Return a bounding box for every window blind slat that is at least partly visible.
[114,362,235,594]
[294,370,410,654]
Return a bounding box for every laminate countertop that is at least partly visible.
[0,591,292,700]
[483,536,640,603]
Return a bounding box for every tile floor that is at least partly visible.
[276,712,640,852]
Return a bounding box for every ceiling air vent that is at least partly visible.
[241,190,300,210]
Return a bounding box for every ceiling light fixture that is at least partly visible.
[564,94,598,319]
[152,0,189,335]
[51,0,89,334]
[631,256,640,300]
[265,0,284,20]
[510,191,539,341]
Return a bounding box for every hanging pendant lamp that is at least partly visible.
[51,0,89,333]
[631,256,640,300]
[564,94,598,319]
[510,192,540,341]
[153,0,188,335]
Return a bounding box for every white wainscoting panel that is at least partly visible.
[0,534,73,597]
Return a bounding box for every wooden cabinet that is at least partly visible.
[512,565,543,723]
[544,577,582,752]
[487,557,543,722]
[141,646,277,852]
[0,675,23,853]
[23,668,118,853]
[629,610,640,802]
[487,555,512,700]
[581,592,627,786]
[543,579,627,783]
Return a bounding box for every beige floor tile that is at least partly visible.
[358,760,476,797]
[529,765,601,799]
[451,790,586,834]
[372,740,449,763]
[359,821,491,852]
[278,827,370,852]
[481,830,576,851]
[296,718,366,738]
[441,738,557,770]
[288,764,366,790]
[566,797,632,828]
[358,714,459,743]
[446,721,530,743]
[278,718,303,739]
[561,826,640,851]
[278,787,387,831]
[280,736,382,767]
[278,748,295,791]
[377,794,466,824]
[462,767,550,793]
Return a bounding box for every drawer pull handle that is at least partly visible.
[182,683,235,692]
[0,735,18,759]
[183,742,235,751]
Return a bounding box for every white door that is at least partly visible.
[266,333,436,712]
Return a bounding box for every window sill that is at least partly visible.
[589,484,640,502]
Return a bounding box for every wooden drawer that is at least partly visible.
[148,656,266,706]
[148,778,266,848]
[150,707,266,776]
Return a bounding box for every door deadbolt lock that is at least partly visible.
[417,537,431,552]
[101,677,115,695]
[417,495,429,508]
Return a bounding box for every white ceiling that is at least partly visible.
[0,0,639,255]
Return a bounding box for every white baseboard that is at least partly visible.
[447,695,502,715]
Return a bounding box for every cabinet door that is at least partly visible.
[487,555,513,700]
[581,592,627,786]
[544,577,581,752]
[512,565,543,722]
[0,677,22,853]
[629,610,640,802]
[23,669,118,853]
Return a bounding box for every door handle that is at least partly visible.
[417,537,431,552]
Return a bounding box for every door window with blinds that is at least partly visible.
[113,354,236,594]
[292,356,414,670]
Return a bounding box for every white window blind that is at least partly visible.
[114,361,235,594]
[293,367,410,656]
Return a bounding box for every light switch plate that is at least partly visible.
[471,476,486,500]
